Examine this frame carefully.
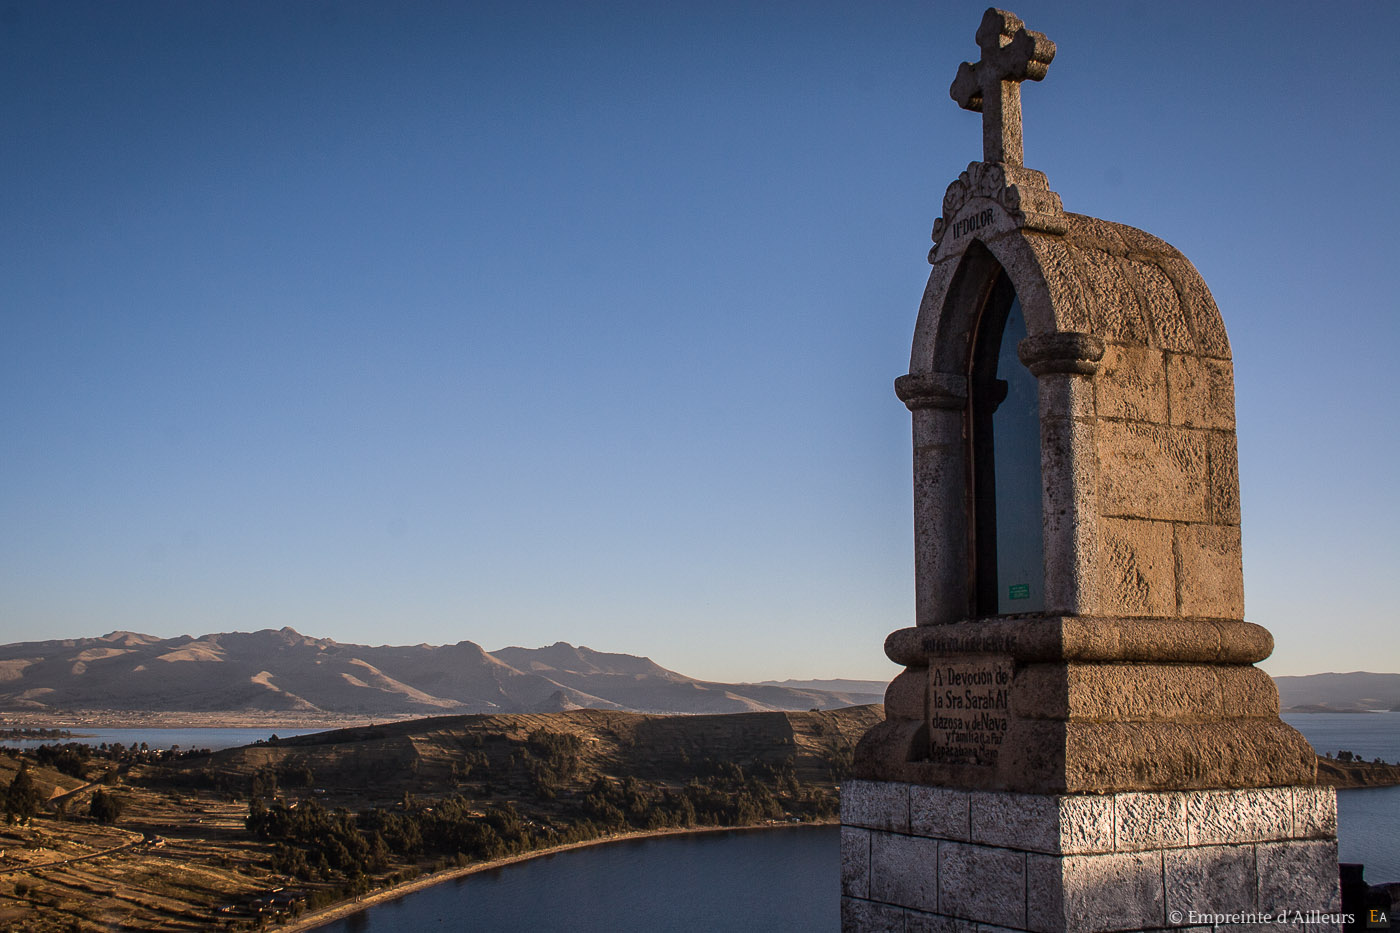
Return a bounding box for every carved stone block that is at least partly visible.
[1291,786,1337,840]
[1166,354,1235,430]
[1174,524,1244,619]
[909,784,971,841]
[870,831,940,913]
[1164,844,1257,917]
[1058,851,1165,931]
[1097,422,1209,523]
[1095,343,1168,423]
[1256,840,1341,918]
[1185,788,1292,846]
[1206,431,1241,524]
[842,826,872,899]
[939,841,1027,927]
[842,780,910,833]
[1097,517,1176,617]
[842,895,906,933]
[1114,791,1187,852]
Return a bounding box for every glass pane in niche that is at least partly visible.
[992,296,1044,613]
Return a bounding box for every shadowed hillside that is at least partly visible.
[190,705,884,801]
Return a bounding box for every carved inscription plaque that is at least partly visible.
[927,656,1012,766]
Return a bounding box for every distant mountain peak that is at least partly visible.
[492,642,675,680]
[99,631,161,647]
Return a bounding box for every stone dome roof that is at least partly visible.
[911,165,1229,375]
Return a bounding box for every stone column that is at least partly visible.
[896,373,969,627]
[1018,333,1103,616]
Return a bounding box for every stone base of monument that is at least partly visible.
[840,780,1341,932]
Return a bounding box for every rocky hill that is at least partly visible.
[0,628,884,716]
[199,705,885,796]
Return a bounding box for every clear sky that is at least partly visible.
[2,1,1396,683]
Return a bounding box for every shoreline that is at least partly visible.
[278,819,836,932]
[0,711,406,730]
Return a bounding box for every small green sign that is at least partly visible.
[1008,583,1031,600]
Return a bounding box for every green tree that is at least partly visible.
[4,764,44,826]
[89,788,123,824]
[249,766,279,799]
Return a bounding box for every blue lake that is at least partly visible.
[1284,712,1400,879]
[312,713,1400,931]
[0,726,320,751]
[311,781,1400,932]
[316,826,838,933]
[1282,711,1400,763]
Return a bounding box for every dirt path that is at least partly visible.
[0,826,147,876]
[278,819,835,932]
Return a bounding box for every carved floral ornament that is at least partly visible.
[929,162,1067,260]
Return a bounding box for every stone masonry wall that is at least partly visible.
[841,779,1341,932]
[1094,341,1242,621]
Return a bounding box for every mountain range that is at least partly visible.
[1,628,1392,716]
[0,628,884,715]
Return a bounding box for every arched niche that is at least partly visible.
[871,196,1315,792]
[897,196,1243,629]
[896,231,1098,627]
[967,267,1044,616]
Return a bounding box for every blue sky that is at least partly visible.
[2,1,1396,682]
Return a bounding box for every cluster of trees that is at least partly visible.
[1329,749,1391,765]
[33,744,94,780]
[9,741,211,783]
[243,729,843,889]
[466,729,841,819]
[246,795,560,887]
[89,788,123,824]
[569,757,836,830]
[517,729,583,798]
[248,798,392,887]
[141,757,318,800]
[1,763,125,825]
[3,766,44,825]
[0,728,73,740]
[248,763,316,798]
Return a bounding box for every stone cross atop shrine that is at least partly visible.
[949,8,1055,165]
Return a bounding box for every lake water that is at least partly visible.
[1282,712,1400,763]
[312,785,1400,932]
[0,727,320,751]
[1337,786,1400,881]
[312,713,1400,931]
[1283,712,1400,880]
[316,826,838,933]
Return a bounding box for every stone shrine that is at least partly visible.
[841,9,1341,932]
